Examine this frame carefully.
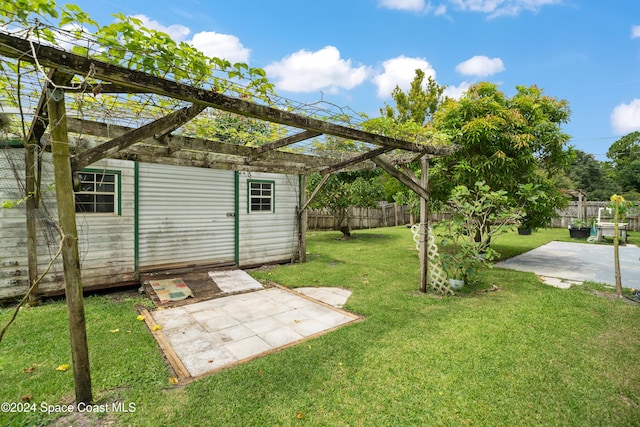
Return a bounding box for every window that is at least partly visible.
[248,180,274,213]
[74,171,118,214]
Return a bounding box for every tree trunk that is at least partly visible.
[613,205,622,297]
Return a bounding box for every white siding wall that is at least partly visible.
[0,149,135,299]
[238,171,299,266]
[138,163,235,270]
[76,159,136,287]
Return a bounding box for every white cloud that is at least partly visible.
[264,46,370,94]
[443,81,472,99]
[372,56,436,98]
[434,4,448,15]
[56,24,96,52]
[379,0,427,12]
[611,99,640,134]
[379,0,450,14]
[131,14,190,41]
[130,14,249,63]
[632,25,640,39]
[455,55,505,76]
[190,32,251,63]
[449,0,562,17]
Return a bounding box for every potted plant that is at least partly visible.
[568,218,590,239]
[516,182,565,236]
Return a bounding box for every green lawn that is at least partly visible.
[1,227,639,426]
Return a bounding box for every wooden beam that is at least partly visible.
[320,146,392,175]
[301,174,331,213]
[0,32,452,155]
[371,156,429,200]
[71,103,205,171]
[66,118,369,173]
[255,130,321,154]
[399,164,421,187]
[47,71,93,404]
[113,147,314,174]
[24,70,57,306]
[68,82,150,94]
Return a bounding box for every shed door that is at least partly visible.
[137,163,235,271]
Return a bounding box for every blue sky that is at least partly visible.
[68,0,640,160]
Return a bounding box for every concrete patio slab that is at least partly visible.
[147,285,360,380]
[208,270,264,293]
[293,287,352,308]
[496,241,640,288]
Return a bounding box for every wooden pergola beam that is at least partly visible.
[301,174,331,213]
[116,144,315,174]
[371,156,429,200]
[255,130,322,154]
[71,103,206,171]
[66,118,372,173]
[0,32,452,155]
[320,146,392,175]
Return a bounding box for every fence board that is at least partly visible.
[307,201,639,232]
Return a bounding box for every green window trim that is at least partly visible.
[74,168,122,215]
[247,179,275,213]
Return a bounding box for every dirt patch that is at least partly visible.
[588,289,640,305]
[48,411,118,427]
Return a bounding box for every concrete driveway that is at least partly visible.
[495,241,640,289]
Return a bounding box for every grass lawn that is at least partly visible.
[1,227,639,426]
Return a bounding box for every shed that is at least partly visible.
[0,146,301,299]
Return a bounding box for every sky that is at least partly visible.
[65,0,640,160]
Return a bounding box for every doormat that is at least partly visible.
[149,278,194,303]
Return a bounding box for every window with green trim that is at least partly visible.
[74,172,118,213]
[249,181,274,212]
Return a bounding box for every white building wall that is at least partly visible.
[137,163,235,270]
[237,171,300,266]
[1,148,301,300]
[0,148,135,299]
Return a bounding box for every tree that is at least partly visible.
[430,82,573,233]
[606,131,640,193]
[380,69,445,126]
[566,150,622,200]
[367,69,448,221]
[307,171,384,237]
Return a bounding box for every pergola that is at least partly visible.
[0,28,454,402]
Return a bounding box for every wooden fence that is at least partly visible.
[551,201,639,231]
[306,203,451,231]
[307,201,639,232]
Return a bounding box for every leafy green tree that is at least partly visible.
[606,131,640,193]
[307,171,384,236]
[566,150,621,200]
[364,69,448,219]
[380,69,445,126]
[431,82,573,233]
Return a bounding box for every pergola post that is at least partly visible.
[25,139,40,306]
[298,175,308,263]
[47,76,93,404]
[419,158,429,293]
